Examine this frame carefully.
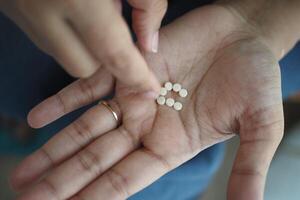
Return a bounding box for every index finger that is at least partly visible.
[65,0,160,94]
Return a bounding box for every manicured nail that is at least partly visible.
[151,31,159,53]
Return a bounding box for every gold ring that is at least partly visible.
[99,101,120,126]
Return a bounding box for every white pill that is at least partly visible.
[166,98,175,107]
[179,88,188,98]
[156,96,166,105]
[173,83,182,92]
[159,87,168,96]
[173,102,183,111]
[164,82,173,91]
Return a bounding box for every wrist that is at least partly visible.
[218,0,300,59]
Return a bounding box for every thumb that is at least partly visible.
[128,0,167,53]
[227,106,284,200]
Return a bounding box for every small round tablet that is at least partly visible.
[173,83,182,92]
[164,82,173,91]
[179,89,188,98]
[173,102,183,111]
[166,98,175,107]
[159,87,168,96]
[156,96,166,105]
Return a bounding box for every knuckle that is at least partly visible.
[70,118,94,146]
[118,127,139,149]
[55,92,69,114]
[42,178,60,199]
[232,167,265,179]
[76,148,102,176]
[106,169,129,198]
[39,147,55,167]
[77,78,96,102]
[141,148,171,171]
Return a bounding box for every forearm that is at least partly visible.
[219,0,300,59]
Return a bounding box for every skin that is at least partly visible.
[0,0,168,93]
[222,0,300,59]
[10,5,287,200]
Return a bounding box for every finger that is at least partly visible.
[29,13,100,77]
[128,0,168,52]
[27,68,113,128]
[11,100,121,191]
[65,0,160,93]
[72,148,172,200]
[227,108,284,200]
[15,127,139,200]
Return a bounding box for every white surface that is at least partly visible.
[166,98,175,107]
[160,87,168,96]
[179,89,188,98]
[164,82,173,91]
[174,102,183,111]
[156,96,166,105]
[173,83,182,92]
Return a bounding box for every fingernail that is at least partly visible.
[151,32,159,53]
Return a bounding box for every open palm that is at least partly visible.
[12,5,283,200]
